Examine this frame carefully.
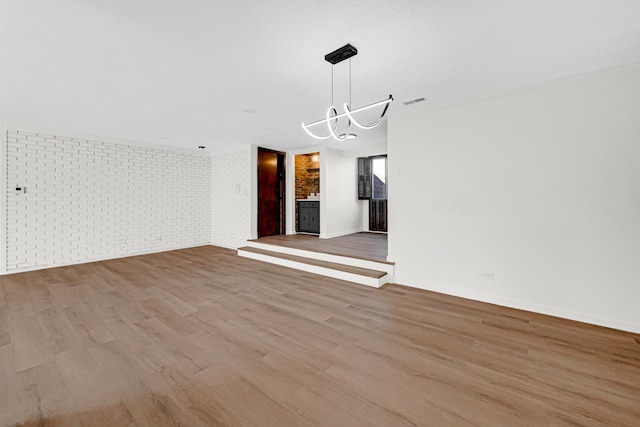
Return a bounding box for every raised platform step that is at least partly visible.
[244,240,394,277]
[237,246,390,288]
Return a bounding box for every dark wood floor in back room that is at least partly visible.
[1,245,639,426]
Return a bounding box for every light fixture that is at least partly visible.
[302,44,393,141]
[339,132,357,140]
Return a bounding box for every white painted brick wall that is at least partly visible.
[211,145,252,248]
[4,128,211,272]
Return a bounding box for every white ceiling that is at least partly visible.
[2,0,640,153]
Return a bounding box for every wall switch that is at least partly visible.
[481,272,494,280]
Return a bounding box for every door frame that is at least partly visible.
[369,154,388,232]
[257,147,286,237]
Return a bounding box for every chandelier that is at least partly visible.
[302,44,393,141]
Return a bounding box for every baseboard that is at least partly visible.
[320,227,365,239]
[209,241,240,250]
[0,243,211,276]
[396,281,640,334]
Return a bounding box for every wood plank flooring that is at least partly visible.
[1,245,639,426]
[250,232,390,263]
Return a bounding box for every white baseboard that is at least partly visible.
[320,227,365,239]
[209,241,240,250]
[0,243,211,276]
[398,281,640,334]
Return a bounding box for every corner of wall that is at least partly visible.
[210,144,254,249]
[285,149,296,235]
[250,145,258,240]
[0,122,7,274]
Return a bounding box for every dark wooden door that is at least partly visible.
[258,148,286,237]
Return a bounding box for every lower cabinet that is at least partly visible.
[297,201,319,234]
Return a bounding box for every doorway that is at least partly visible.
[258,147,286,237]
[294,152,320,234]
[369,155,387,232]
[358,155,388,232]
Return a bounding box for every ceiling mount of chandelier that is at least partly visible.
[302,44,393,141]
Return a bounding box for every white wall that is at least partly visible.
[320,147,364,238]
[388,65,640,333]
[1,123,211,274]
[210,144,255,248]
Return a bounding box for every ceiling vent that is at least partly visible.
[403,97,426,106]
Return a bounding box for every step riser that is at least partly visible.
[245,241,394,280]
[238,250,386,288]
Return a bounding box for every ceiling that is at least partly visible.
[2,0,640,153]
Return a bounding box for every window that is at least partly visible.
[357,155,387,200]
[371,156,387,200]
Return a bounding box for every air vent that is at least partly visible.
[403,97,426,106]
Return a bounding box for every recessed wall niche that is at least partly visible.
[295,152,320,200]
[294,152,320,231]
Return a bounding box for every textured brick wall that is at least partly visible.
[295,155,309,201]
[4,128,211,272]
[295,152,320,200]
[210,145,252,248]
[307,153,320,195]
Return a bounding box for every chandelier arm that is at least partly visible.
[304,111,348,128]
[301,105,341,140]
[343,95,393,130]
[304,95,393,128]
[326,106,349,141]
[303,95,393,139]
[301,122,332,140]
[344,103,384,129]
[345,119,352,139]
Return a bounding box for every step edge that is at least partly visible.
[238,250,385,288]
[238,247,386,278]
[243,242,394,274]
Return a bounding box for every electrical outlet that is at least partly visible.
[481,272,494,280]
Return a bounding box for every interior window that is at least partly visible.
[371,156,387,200]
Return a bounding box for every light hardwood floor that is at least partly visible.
[1,245,639,426]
